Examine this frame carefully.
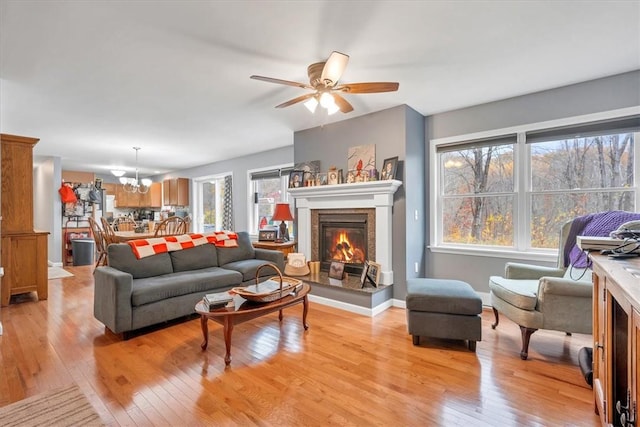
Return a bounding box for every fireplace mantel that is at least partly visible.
[289,180,402,285]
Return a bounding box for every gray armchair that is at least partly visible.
[489,219,592,360]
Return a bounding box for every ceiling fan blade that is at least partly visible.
[320,51,349,86]
[250,75,312,89]
[275,93,316,109]
[332,93,354,113]
[335,82,399,94]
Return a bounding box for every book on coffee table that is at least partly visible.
[203,291,233,310]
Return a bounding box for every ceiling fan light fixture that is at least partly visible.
[304,96,318,113]
[319,92,335,108]
[141,178,152,187]
[326,103,340,115]
[119,176,129,185]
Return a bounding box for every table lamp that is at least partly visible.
[272,203,294,242]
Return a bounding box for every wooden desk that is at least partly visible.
[252,240,297,258]
[591,254,640,426]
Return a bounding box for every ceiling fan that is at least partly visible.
[250,51,399,114]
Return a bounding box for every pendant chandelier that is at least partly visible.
[112,147,152,194]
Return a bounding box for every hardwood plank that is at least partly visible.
[0,265,599,425]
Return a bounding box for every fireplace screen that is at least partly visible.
[319,213,368,274]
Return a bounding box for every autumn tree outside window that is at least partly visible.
[434,114,639,252]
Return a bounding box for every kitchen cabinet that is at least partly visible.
[103,183,117,195]
[115,182,162,208]
[163,178,189,206]
[1,134,49,306]
[591,254,639,426]
[144,182,162,208]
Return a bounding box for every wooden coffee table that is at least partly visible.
[195,283,310,365]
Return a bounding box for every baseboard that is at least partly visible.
[309,291,493,317]
[308,295,393,317]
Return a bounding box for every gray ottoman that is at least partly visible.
[406,278,482,351]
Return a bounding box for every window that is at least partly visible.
[193,173,231,233]
[438,135,516,247]
[432,113,639,255]
[248,165,293,237]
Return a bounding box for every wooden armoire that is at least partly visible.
[1,133,49,306]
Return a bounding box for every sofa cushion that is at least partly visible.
[489,276,539,311]
[170,243,218,272]
[131,267,243,306]
[108,244,173,279]
[221,258,279,282]
[216,231,255,266]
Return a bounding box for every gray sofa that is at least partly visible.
[93,231,285,336]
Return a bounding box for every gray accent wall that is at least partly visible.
[426,70,640,294]
[293,105,426,302]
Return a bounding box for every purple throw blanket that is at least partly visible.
[564,210,640,268]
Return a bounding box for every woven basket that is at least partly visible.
[231,264,302,303]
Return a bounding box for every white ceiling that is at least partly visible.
[1,1,639,177]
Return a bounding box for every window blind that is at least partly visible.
[250,166,294,181]
[436,134,517,153]
[526,115,640,144]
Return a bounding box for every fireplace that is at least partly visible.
[311,208,376,275]
[319,212,368,274]
[290,180,401,286]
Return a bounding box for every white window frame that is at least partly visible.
[246,163,293,239]
[193,172,232,233]
[430,106,640,262]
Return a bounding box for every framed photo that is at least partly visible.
[294,160,320,184]
[366,261,381,287]
[347,144,376,174]
[316,173,328,186]
[346,170,357,183]
[328,261,345,280]
[381,157,398,180]
[288,170,304,188]
[360,261,369,287]
[258,229,277,241]
[327,169,339,185]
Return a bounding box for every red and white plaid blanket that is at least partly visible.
[127,231,238,259]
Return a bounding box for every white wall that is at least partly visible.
[34,157,62,264]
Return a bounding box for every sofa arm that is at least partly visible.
[505,262,565,280]
[538,276,593,298]
[254,248,285,272]
[93,266,134,334]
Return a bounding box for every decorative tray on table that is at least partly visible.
[231,264,302,303]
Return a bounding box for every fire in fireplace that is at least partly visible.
[319,212,368,274]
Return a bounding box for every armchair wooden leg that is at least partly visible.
[519,326,537,360]
[491,307,499,329]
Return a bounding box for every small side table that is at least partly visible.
[252,240,297,258]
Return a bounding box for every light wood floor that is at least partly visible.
[0,266,598,426]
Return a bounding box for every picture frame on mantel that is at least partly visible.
[327,169,339,185]
[381,157,398,180]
